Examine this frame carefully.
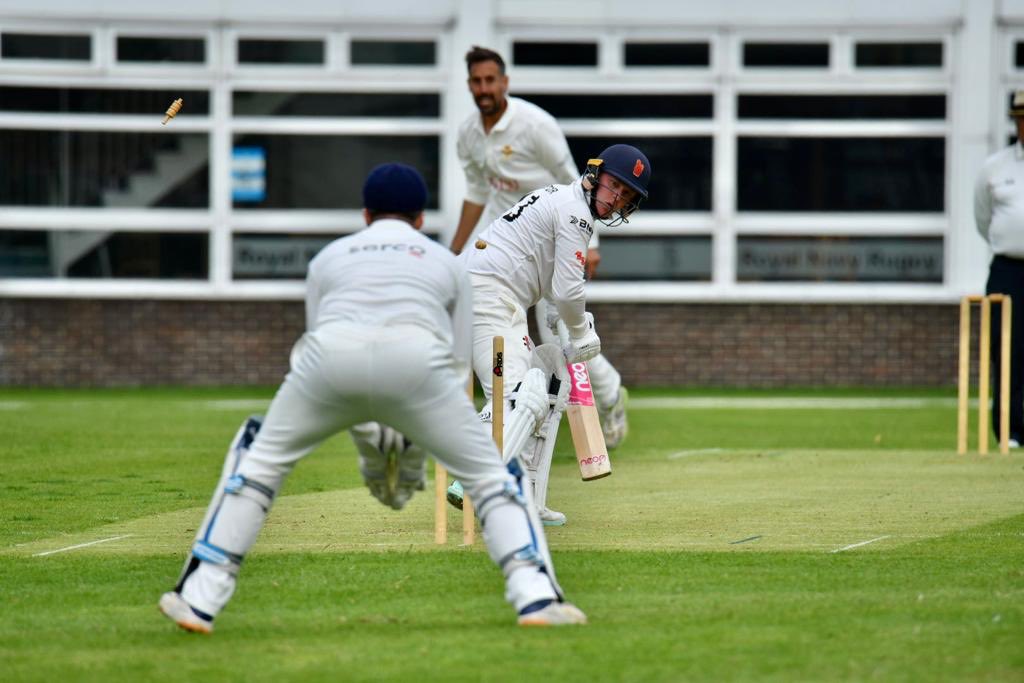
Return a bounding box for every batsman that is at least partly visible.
[448,143,652,525]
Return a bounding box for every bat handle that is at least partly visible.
[555,319,571,351]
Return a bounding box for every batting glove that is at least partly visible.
[563,312,601,364]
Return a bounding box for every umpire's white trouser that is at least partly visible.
[181,321,559,616]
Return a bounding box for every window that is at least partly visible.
[237,39,324,65]
[231,135,439,209]
[624,42,709,67]
[512,41,598,67]
[1,32,91,60]
[738,95,945,120]
[520,94,713,119]
[567,136,713,211]
[0,230,208,279]
[117,36,205,64]
[736,236,943,283]
[0,131,209,208]
[743,42,829,68]
[232,233,337,279]
[737,137,944,212]
[597,236,712,281]
[855,42,942,68]
[232,91,439,117]
[0,87,210,114]
[350,40,435,65]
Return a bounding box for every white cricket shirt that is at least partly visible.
[305,219,474,369]
[457,96,579,229]
[459,180,595,337]
[974,143,1024,258]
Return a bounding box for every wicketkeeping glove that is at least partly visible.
[351,423,427,511]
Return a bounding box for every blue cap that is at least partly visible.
[362,163,428,213]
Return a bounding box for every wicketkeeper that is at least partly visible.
[158,163,586,633]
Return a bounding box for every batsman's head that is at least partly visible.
[362,162,428,227]
[584,144,652,227]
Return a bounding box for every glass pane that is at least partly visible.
[736,236,943,282]
[567,136,712,211]
[231,135,439,209]
[117,36,205,63]
[520,93,712,119]
[596,236,712,281]
[0,130,208,208]
[232,91,439,117]
[350,40,435,65]
[512,41,598,66]
[738,95,945,119]
[0,229,208,279]
[232,231,441,279]
[855,42,942,68]
[0,86,210,114]
[737,137,944,212]
[2,32,90,60]
[237,39,324,65]
[743,42,829,68]
[233,233,337,279]
[1017,42,1024,68]
[624,42,709,67]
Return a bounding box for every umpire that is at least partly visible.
[973,90,1024,448]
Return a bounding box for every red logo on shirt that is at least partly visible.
[575,251,587,268]
[633,159,645,177]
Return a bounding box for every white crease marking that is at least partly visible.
[33,534,132,557]
[831,535,891,554]
[667,448,725,459]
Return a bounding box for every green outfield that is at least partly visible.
[1,387,1021,682]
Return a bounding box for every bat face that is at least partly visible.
[565,361,611,480]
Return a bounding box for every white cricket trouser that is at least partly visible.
[182,321,559,616]
[533,298,621,411]
[240,322,503,486]
[469,274,535,404]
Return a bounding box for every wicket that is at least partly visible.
[434,335,504,544]
[957,294,1012,455]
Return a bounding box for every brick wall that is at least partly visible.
[0,298,959,387]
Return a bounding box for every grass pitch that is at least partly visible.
[1,387,1021,682]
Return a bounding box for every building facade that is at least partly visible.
[0,0,1018,386]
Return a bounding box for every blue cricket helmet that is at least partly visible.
[590,144,651,199]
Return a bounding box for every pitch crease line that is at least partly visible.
[830,535,890,554]
[33,534,132,557]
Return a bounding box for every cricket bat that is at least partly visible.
[557,322,612,481]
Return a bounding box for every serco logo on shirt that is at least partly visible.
[349,243,425,258]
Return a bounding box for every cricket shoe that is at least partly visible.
[537,506,566,527]
[600,387,629,450]
[159,591,214,634]
[517,599,587,626]
[446,480,464,510]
